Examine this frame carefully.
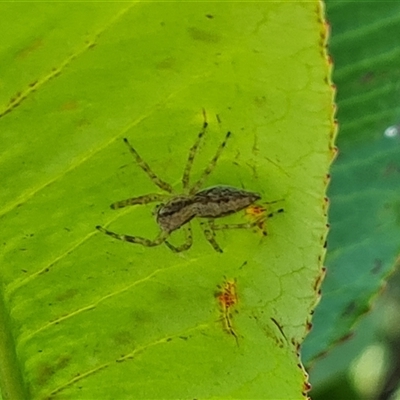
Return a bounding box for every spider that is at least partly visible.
[96,111,276,253]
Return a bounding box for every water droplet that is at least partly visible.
[384,125,399,138]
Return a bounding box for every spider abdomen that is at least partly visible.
[193,186,261,218]
[156,196,197,233]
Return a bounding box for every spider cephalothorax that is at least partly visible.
[156,186,261,233]
[96,111,278,252]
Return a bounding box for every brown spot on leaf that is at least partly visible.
[313,270,325,292]
[16,38,43,59]
[55,288,79,302]
[60,101,79,111]
[254,96,267,108]
[36,355,71,386]
[158,286,180,301]
[156,57,176,70]
[36,363,55,386]
[113,330,134,346]
[187,27,219,43]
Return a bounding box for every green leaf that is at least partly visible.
[0,2,333,399]
[303,1,400,364]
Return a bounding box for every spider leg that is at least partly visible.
[211,221,263,232]
[96,226,168,247]
[164,224,193,252]
[182,109,208,191]
[123,138,174,193]
[111,193,167,209]
[200,220,223,253]
[211,222,259,230]
[189,130,231,195]
[211,209,284,235]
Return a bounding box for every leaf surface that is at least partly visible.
[0,2,333,399]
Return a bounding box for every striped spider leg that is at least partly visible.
[163,113,232,251]
[209,206,284,236]
[163,109,209,252]
[95,138,173,248]
[165,111,232,251]
[96,111,270,252]
[194,202,284,252]
[96,192,170,248]
[97,111,231,252]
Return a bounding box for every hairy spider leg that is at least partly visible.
[164,224,193,252]
[96,226,169,247]
[262,199,285,205]
[182,109,208,191]
[200,221,223,253]
[189,130,232,195]
[110,193,168,209]
[123,138,174,193]
[210,208,284,235]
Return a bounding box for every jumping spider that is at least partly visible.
[96,111,279,253]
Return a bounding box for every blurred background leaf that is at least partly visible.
[303,1,400,399]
